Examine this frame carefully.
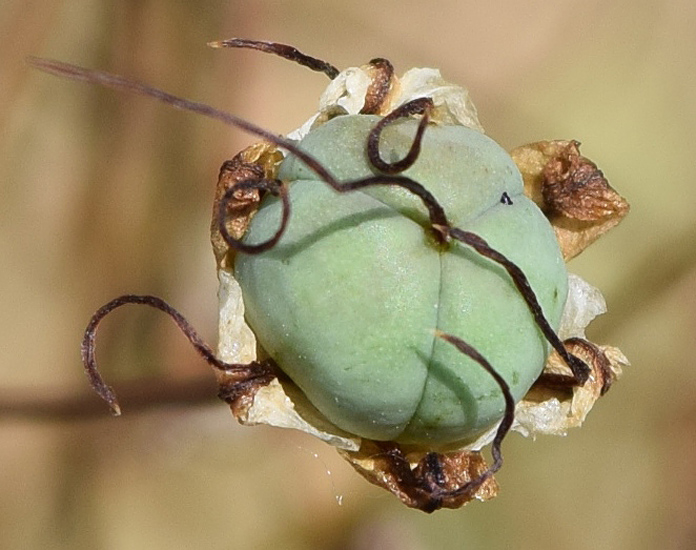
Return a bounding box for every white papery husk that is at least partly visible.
[287,65,484,141]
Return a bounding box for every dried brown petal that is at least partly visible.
[217,361,277,419]
[359,58,395,115]
[339,441,498,511]
[514,340,628,437]
[511,140,629,260]
[210,142,283,268]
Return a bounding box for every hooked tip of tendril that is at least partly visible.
[206,40,225,49]
[98,386,122,416]
[93,385,121,416]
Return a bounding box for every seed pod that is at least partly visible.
[213,57,629,510]
[235,114,567,445]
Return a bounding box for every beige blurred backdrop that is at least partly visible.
[1,1,694,549]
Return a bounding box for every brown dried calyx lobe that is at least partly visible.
[211,141,283,268]
[342,441,498,511]
[359,58,395,115]
[511,140,629,261]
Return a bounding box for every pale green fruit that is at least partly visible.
[234,114,567,446]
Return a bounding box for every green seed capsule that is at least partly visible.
[234,114,567,446]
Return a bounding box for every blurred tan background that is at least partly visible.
[1,0,694,548]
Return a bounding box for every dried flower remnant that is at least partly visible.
[513,274,629,438]
[209,41,629,511]
[344,442,499,511]
[511,140,630,261]
[30,39,629,513]
[210,142,283,268]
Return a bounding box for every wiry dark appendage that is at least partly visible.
[442,228,590,384]
[218,178,290,254]
[81,295,272,414]
[208,38,340,80]
[435,332,514,490]
[367,97,434,173]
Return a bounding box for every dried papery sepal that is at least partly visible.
[288,64,484,140]
[342,442,499,510]
[511,140,630,260]
[210,141,283,268]
[512,275,629,438]
[514,341,628,437]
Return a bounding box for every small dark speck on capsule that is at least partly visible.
[500,192,513,205]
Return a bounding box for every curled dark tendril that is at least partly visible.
[218,178,290,254]
[372,330,515,512]
[81,295,264,415]
[436,331,515,484]
[207,38,340,80]
[367,97,434,174]
[434,331,515,501]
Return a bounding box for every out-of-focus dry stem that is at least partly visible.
[0,376,218,422]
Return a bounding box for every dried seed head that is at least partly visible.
[215,62,629,510]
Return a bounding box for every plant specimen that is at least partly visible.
[29,39,629,512]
